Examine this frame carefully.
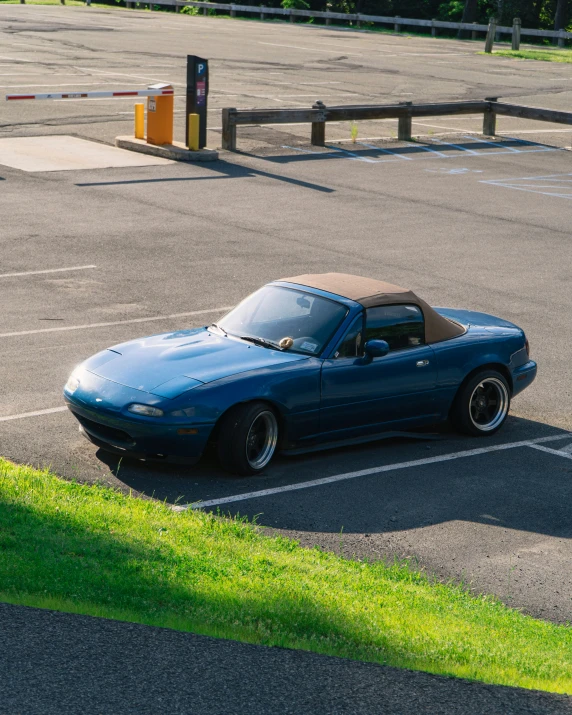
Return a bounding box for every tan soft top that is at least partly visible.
[280,272,464,344]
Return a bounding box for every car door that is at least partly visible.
[320,305,438,436]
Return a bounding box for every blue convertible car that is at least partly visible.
[64,273,536,475]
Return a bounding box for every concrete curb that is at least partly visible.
[115,136,219,162]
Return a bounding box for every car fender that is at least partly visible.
[432,337,515,417]
[169,357,323,444]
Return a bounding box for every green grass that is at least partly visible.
[492,49,572,63]
[0,458,570,693]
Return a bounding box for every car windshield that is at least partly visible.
[215,285,348,356]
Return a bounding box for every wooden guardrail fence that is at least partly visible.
[143,1,572,48]
[221,99,572,151]
[36,0,572,49]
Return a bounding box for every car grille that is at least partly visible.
[74,413,134,445]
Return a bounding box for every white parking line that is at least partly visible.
[405,141,449,158]
[183,433,572,510]
[0,406,68,422]
[0,265,96,279]
[0,83,114,89]
[463,135,520,152]
[326,146,380,163]
[0,307,233,339]
[357,142,412,159]
[412,121,476,133]
[498,128,572,134]
[258,42,362,56]
[430,137,480,155]
[72,67,182,85]
[528,443,572,460]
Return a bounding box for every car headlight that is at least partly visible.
[64,375,80,394]
[127,404,164,417]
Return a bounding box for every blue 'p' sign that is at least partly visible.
[197,63,206,76]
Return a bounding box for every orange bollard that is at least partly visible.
[146,83,174,146]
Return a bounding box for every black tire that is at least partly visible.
[217,402,279,476]
[450,369,511,437]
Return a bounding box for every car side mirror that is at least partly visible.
[360,339,389,364]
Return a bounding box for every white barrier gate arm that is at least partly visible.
[5,87,175,101]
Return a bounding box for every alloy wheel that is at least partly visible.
[245,410,278,470]
[469,377,509,432]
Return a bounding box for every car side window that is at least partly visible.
[365,305,425,351]
[334,315,364,358]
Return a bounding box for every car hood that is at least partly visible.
[86,327,307,397]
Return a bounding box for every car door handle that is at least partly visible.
[416,359,430,367]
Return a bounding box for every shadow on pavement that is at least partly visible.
[75,159,335,193]
[96,416,572,540]
[253,137,556,164]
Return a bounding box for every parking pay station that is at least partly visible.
[186,56,209,149]
[147,82,174,146]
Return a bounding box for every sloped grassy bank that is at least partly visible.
[0,458,570,693]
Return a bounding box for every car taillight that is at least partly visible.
[525,338,530,357]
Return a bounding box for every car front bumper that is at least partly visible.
[64,396,213,466]
[511,360,537,397]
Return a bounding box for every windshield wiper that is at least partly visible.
[239,335,279,350]
[209,323,228,337]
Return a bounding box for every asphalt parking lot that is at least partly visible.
[1,0,571,654]
[2,603,570,715]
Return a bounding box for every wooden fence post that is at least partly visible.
[230,4,236,16]
[471,22,478,40]
[222,108,237,151]
[431,19,437,37]
[484,17,496,53]
[311,100,326,146]
[558,28,566,48]
[398,101,412,141]
[512,18,521,49]
[483,97,497,136]
[290,10,295,22]
[394,16,401,33]
[260,6,265,19]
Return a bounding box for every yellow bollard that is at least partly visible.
[134,103,144,140]
[188,113,199,151]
